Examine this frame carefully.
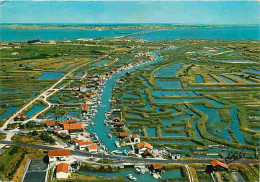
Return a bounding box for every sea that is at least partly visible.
[0,25,259,41]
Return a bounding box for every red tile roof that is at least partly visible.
[58,121,69,125]
[87,144,98,150]
[69,120,77,123]
[63,123,83,131]
[132,134,140,139]
[45,120,56,126]
[81,104,89,112]
[119,132,128,137]
[113,117,120,121]
[56,163,69,173]
[115,122,124,126]
[211,160,229,169]
[143,149,152,156]
[78,141,93,146]
[48,149,72,157]
[138,142,153,150]
[152,164,162,169]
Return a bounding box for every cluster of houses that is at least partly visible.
[14,114,27,121]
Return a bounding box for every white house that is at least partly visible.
[48,149,72,163]
[171,154,181,160]
[56,163,71,179]
[132,135,140,143]
[87,144,98,153]
[80,84,87,93]
[137,142,153,154]
[77,141,93,151]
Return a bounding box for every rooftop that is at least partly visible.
[48,149,72,157]
[56,163,69,173]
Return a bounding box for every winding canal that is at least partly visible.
[89,47,172,151]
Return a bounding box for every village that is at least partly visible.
[0,36,259,182]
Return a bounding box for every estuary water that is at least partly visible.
[0,26,259,41]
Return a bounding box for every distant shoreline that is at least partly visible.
[0,24,259,31]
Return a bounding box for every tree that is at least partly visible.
[31,130,39,136]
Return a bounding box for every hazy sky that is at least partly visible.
[0,1,259,24]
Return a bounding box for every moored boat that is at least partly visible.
[127,174,137,181]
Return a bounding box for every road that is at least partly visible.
[185,165,194,182]
[0,140,259,165]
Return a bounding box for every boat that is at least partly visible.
[90,123,96,126]
[123,150,128,156]
[127,174,137,181]
[107,132,112,138]
[135,167,145,175]
[115,141,120,148]
[152,173,162,179]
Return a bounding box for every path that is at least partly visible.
[185,165,194,182]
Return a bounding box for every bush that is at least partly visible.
[9,146,18,155]
[39,132,55,143]
[32,130,39,136]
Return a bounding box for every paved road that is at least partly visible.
[0,140,259,165]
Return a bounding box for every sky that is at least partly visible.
[0,1,259,24]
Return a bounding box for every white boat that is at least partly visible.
[107,132,112,138]
[115,141,120,148]
[152,173,162,179]
[127,174,137,181]
[135,167,145,175]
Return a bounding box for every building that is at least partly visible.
[118,132,128,138]
[58,120,69,126]
[63,123,83,132]
[211,160,229,171]
[171,154,181,160]
[143,149,153,158]
[20,115,27,121]
[137,142,153,154]
[77,141,93,151]
[114,122,124,128]
[151,164,163,173]
[48,149,72,163]
[80,84,87,93]
[56,163,71,179]
[14,115,21,121]
[81,104,89,114]
[87,144,98,153]
[45,120,56,127]
[131,135,140,143]
[49,40,56,45]
[112,117,120,122]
